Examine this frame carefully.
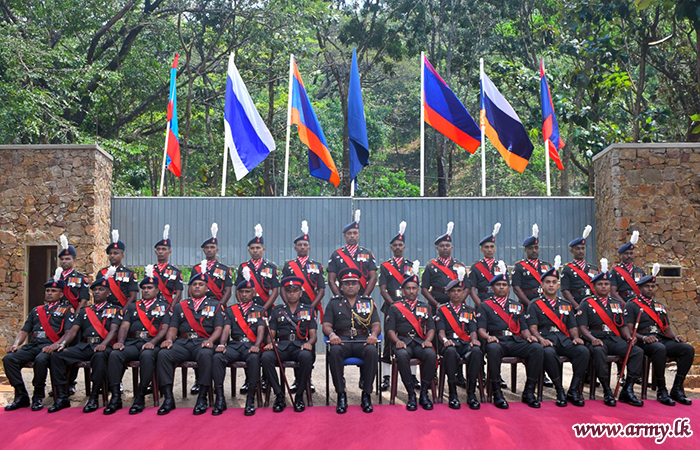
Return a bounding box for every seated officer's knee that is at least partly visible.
[363,344,378,358]
[394,348,409,363]
[299,350,314,363]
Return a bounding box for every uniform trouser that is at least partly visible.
[2,342,52,389]
[212,343,260,389]
[50,344,111,387]
[541,334,590,384]
[328,340,378,394]
[395,340,437,392]
[262,344,313,396]
[107,339,159,389]
[380,301,396,364]
[486,337,543,384]
[157,339,214,387]
[638,337,695,380]
[587,335,643,382]
[442,343,483,384]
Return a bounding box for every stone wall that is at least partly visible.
[593,143,700,386]
[0,145,112,353]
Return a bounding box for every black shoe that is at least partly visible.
[555,388,567,407]
[273,394,286,412]
[567,389,585,407]
[157,386,176,415]
[671,376,692,405]
[294,392,306,412]
[239,382,249,394]
[5,389,29,411]
[448,382,461,410]
[602,382,617,407]
[190,382,200,395]
[30,396,43,411]
[212,385,227,416]
[144,385,153,396]
[521,381,540,409]
[543,375,554,388]
[129,393,146,415]
[336,392,347,414]
[493,387,509,409]
[499,376,507,389]
[289,381,298,394]
[656,385,676,406]
[244,393,256,416]
[48,398,71,413]
[419,388,433,410]
[455,373,467,388]
[103,386,122,415]
[83,392,100,413]
[406,391,417,411]
[619,378,643,407]
[261,378,268,391]
[361,391,373,413]
[193,386,209,415]
[68,383,77,396]
[380,376,390,392]
[467,391,480,410]
[412,375,421,390]
[358,378,364,390]
[310,382,315,393]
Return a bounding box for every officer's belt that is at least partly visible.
[587,325,616,334]
[489,330,514,337]
[129,331,151,340]
[83,336,102,343]
[179,332,203,339]
[430,287,446,293]
[397,331,421,338]
[229,336,251,343]
[278,334,305,342]
[336,329,369,337]
[541,327,565,334]
[32,331,47,339]
[639,326,661,335]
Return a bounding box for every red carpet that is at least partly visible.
[0,401,698,449]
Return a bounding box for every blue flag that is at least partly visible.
[347,48,369,181]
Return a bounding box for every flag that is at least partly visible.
[423,55,481,153]
[224,53,275,180]
[165,54,181,177]
[480,71,534,173]
[290,56,340,187]
[540,59,564,170]
[348,47,369,181]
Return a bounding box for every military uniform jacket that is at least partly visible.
[623,296,670,338]
[153,263,184,303]
[378,257,416,302]
[469,259,505,295]
[609,264,645,299]
[560,262,599,298]
[327,246,377,285]
[71,303,122,347]
[576,296,626,341]
[236,260,280,305]
[436,302,476,344]
[21,302,75,346]
[511,260,551,292]
[385,299,434,345]
[476,298,528,342]
[96,265,139,306]
[322,295,379,339]
[281,258,326,305]
[421,258,469,304]
[122,298,171,341]
[169,297,224,340]
[60,269,90,308]
[527,297,577,345]
[224,303,265,345]
[190,261,233,302]
[269,303,317,350]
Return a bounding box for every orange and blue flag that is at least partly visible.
[540,60,564,170]
[290,57,339,187]
[423,55,480,153]
[165,54,181,177]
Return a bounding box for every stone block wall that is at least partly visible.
[593,143,700,386]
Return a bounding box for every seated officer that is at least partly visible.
[48,272,122,413]
[527,257,588,407]
[157,262,224,416]
[106,265,170,415]
[436,267,482,410]
[385,262,436,411]
[212,267,266,416]
[323,267,381,414]
[477,261,543,409]
[3,270,74,411]
[263,276,317,413]
[624,264,694,406]
[577,258,644,407]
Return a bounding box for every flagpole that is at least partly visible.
[542,58,551,197]
[480,58,486,197]
[351,178,355,197]
[420,52,425,197]
[158,114,172,197]
[221,144,228,196]
[283,55,294,197]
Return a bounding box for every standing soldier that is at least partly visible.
[58,234,90,311]
[561,225,598,309]
[96,230,139,310]
[512,224,551,307]
[327,210,378,297]
[468,223,503,307]
[421,222,469,310]
[624,264,694,406]
[235,224,280,310]
[152,224,184,305]
[610,231,645,305]
[3,270,75,411]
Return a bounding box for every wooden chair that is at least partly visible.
[263,360,313,407]
[179,361,214,404]
[75,361,109,403]
[125,361,159,407]
[485,356,542,402]
[437,355,485,404]
[389,357,437,405]
[228,361,263,407]
[588,355,622,399]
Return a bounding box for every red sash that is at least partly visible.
[534,300,571,338]
[136,303,159,337]
[474,262,494,282]
[484,300,521,336]
[381,261,406,285]
[100,269,129,307]
[586,299,622,337]
[230,305,257,342]
[439,305,470,341]
[566,263,594,292]
[519,261,542,283]
[613,266,642,297]
[336,250,368,289]
[393,303,426,339]
[431,260,457,280]
[86,308,109,339]
[155,269,174,303]
[37,306,62,343]
[182,302,211,338]
[195,265,223,300]
[632,299,668,332]
[246,263,270,302]
[62,285,80,309]
[290,261,323,320]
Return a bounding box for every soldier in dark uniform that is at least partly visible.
[235,224,280,310]
[421,222,469,310]
[47,275,122,413]
[327,210,378,297]
[511,224,551,307]
[477,263,544,409]
[436,268,483,410]
[3,271,74,411]
[157,265,224,415]
[378,221,418,391]
[624,264,694,406]
[152,224,184,305]
[385,264,436,411]
[323,267,381,414]
[527,257,589,407]
[58,234,90,311]
[576,259,644,407]
[263,276,317,413]
[105,265,170,415]
[96,230,139,310]
[468,223,504,307]
[610,231,645,305]
[561,225,598,309]
[212,267,266,416]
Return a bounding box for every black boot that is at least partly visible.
[190,382,200,395]
[361,391,373,413]
[193,385,209,415]
[466,380,480,410]
[157,385,176,415]
[83,385,101,413]
[380,375,390,392]
[419,386,433,410]
[492,381,509,409]
[212,385,227,416]
[336,392,347,414]
[601,380,617,406]
[670,375,692,405]
[619,377,643,407]
[129,386,147,415]
[521,380,541,408]
[4,386,29,411]
[406,390,417,411]
[294,392,305,412]
[567,376,585,407]
[448,382,461,410]
[273,393,286,412]
[543,375,554,388]
[455,372,467,388]
[239,382,249,394]
[244,391,256,416]
[30,386,45,411]
[48,385,71,413]
[412,375,421,390]
[289,380,298,394]
[656,378,675,406]
[553,376,567,407]
[103,385,122,415]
